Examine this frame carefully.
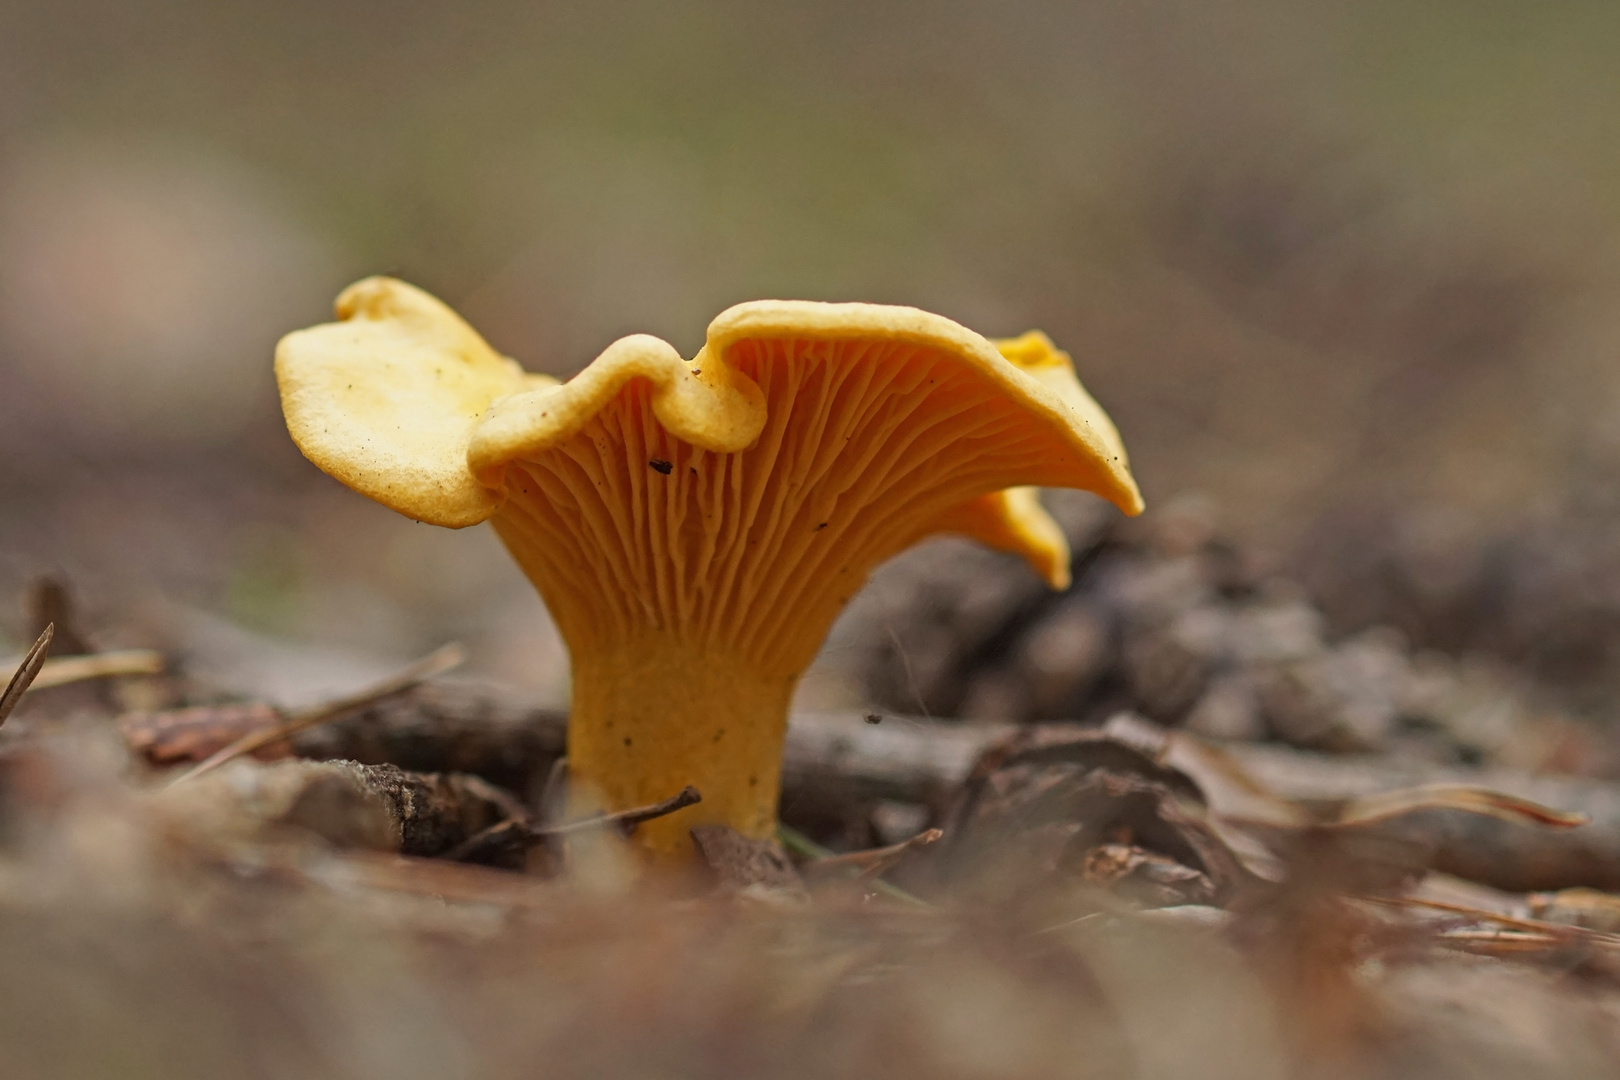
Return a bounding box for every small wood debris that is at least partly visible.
[446,785,702,863]
[0,624,53,728]
[1528,887,1620,933]
[691,825,808,901]
[169,643,465,784]
[121,701,287,763]
[803,827,942,881]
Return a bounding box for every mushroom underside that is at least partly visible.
[489,335,1120,854]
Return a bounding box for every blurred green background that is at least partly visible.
[4,0,1620,702]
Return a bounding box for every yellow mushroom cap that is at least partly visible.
[276,278,559,527]
[276,277,1143,857]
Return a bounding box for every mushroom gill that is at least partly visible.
[277,278,1143,859]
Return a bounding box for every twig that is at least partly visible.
[805,828,944,881]
[776,823,932,907]
[30,649,166,690]
[0,624,54,728]
[542,785,703,837]
[446,785,702,861]
[1360,893,1620,952]
[1435,929,1566,955]
[1331,784,1590,830]
[170,644,466,785]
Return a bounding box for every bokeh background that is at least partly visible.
[5,0,1620,714]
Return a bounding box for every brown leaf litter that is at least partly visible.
[5,585,1620,1076]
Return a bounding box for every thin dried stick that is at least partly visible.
[777,823,932,907]
[0,624,54,728]
[1436,929,1566,955]
[170,644,466,785]
[30,649,166,690]
[1362,893,1620,951]
[1332,784,1590,829]
[539,785,703,837]
[445,785,702,861]
[805,828,944,881]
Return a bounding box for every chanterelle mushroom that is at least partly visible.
[277,277,1142,859]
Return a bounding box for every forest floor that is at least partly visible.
[5,496,1620,1080]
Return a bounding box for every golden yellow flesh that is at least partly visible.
[488,336,1133,855]
[275,278,1144,861]
[276,278,557,527]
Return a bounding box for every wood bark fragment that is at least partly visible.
[786,713,1620,892]
[152,757,523,859]
[121,701,285,763]
[172,644,465,783]
[290,679,568,795]
[214,683,1620,892]
[350,763,527,858]
[691,825,807,900]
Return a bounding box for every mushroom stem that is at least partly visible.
[568,639,798,857]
